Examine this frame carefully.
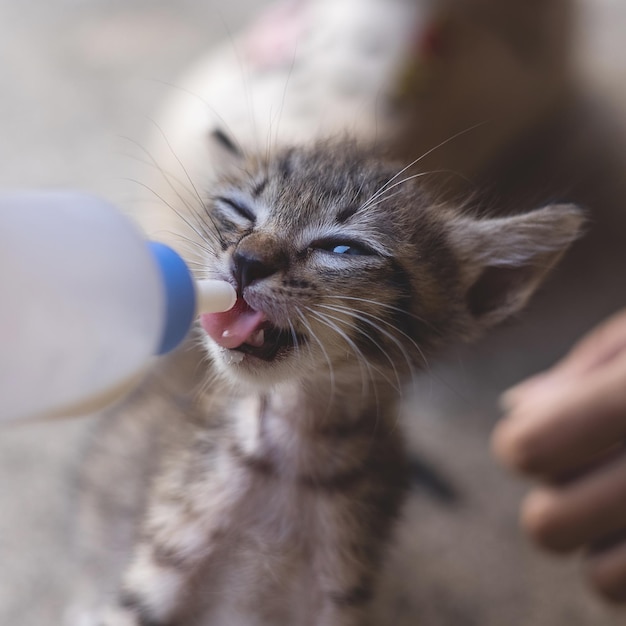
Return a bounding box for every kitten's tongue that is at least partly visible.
[200,298,265,350]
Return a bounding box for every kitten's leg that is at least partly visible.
[98,530,199,626]
[102,476,242,626]
[313,493,391,626]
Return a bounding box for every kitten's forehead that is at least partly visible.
[241,142,428,236]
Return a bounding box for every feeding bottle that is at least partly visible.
[0,191,235,422]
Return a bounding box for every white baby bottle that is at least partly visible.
[0,191,235,422]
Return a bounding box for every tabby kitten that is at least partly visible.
[99,137,581,626]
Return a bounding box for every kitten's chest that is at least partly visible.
[194,405,325,625]
[219,391,364,544]
[230,391,345,479]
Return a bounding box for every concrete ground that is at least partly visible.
[1,1,626,625]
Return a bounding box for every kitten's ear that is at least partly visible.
[207,127,245,171]
[448,204,584,327]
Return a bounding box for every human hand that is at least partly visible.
[492,308,626,603]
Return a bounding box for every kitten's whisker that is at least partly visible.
[400,121,487,172]
[319,303,429,379]
[308,310,392,424]
[148,118,227,247]
[141,232,210,263]
[316,305,410,390]
[359,170,469,213]
[324,295,438,334]
[118,140,203,212]
[118,135,220,247]
[358,122,485,211]
[320,301,430,368]
[358,157,427,212]
[193,269,224,281]
[125,169,213,249]
[295,310,337,413]
[358,159,417,211]
[324,300,468,401]
[164,231,219,260]
[310,307,402,393]
[121,166,223,257]
[307,309,378,404]
[122,179,221,254]
[359,168,473,213]
[360,171,442,211]
[287,318,302,359]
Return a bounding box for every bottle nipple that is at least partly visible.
[196,280,237,314]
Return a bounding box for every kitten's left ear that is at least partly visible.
[448,204,584,327]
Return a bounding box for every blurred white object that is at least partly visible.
[0,191,235,422]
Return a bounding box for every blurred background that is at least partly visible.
[1,1,625,624]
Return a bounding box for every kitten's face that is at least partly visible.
[196,143,455,388]
[192,140,582,389]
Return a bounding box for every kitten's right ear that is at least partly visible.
[447,204,584,328]
[207,127,245,171]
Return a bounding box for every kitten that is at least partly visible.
[91,136,582,626]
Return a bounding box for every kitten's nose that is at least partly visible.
[232,235,288,291]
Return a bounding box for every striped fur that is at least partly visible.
[96,139,582,626]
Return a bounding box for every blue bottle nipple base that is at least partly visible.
[148,242,196,355]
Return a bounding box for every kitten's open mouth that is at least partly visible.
[200,297,300,362]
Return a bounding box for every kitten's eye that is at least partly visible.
[215,197,255,223]
[311,239,375,256]
[332,244,365,256]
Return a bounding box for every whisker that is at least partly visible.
[324,295,438,334]
[318,303,429,378]
[163,231,219,259]
[119,135,206,222]
[358,122,486,212]
[118,140,202,209]
[287,318,302,360]
[307,309,392,424]
[309,306,403,393]
[317,304,412,389]
[308,307,406,430]
[359,169,473,212]
[119,141,223,252]
[295,310,337,415]
[122,178,221,257]
[306,309,380,407]
[147,118,227,247]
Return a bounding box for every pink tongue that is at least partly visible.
[200,298,266,349]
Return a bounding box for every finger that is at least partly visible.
[503,310,626,409]
[586,538,626,604]
[521,453,626,553]
[493,351,626,476]
[552,313,626,380]
[500,373,553,411]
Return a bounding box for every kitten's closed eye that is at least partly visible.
[215,196,256,224]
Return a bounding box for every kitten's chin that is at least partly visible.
[204,337,304,387]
